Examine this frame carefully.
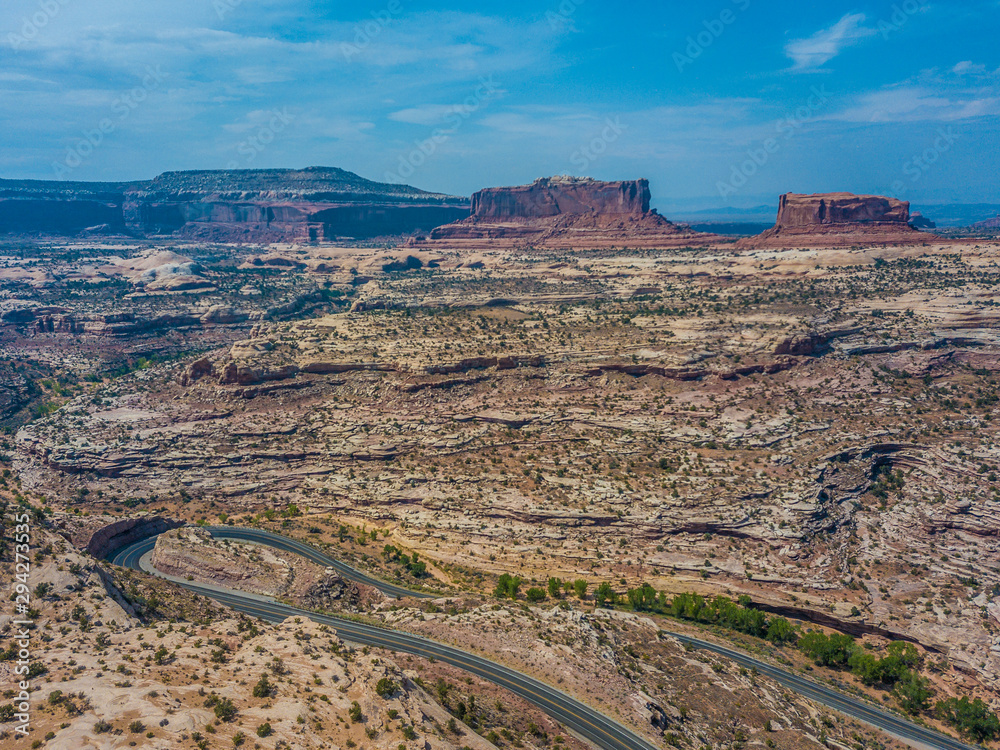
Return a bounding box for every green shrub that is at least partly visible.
[376,677,398,698]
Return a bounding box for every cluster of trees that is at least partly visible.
[798,632,956,724]
[935,697,1000,743]
[382,544,427,577]
[494,573,522,599]
[486,571,999,740]
[656,592,797,644]
[568,584,795,644]
[493,574,590,601]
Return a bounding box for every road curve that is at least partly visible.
[107,527,979,750]
[109,526,433,600]
[205,526,435,600]
[107,529,660,750]
[671,635,978,750]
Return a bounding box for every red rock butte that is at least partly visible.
[737,192,939,249]
[424,176,722,249]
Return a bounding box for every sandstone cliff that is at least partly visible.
[737,192,937,248]
[469,176,650,219]
[427,176,721,248]
[0,167,469,241]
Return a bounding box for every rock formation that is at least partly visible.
[426,176,722,248]
[469,175,650,219]
[972,215,1000,231]
[737,192,938,248]
[149,526,367,608]
[0,167,469,241]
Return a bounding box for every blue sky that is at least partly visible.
[1,0,998,212]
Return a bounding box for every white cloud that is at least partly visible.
[784,13,877,72]
[830,86,1000,123]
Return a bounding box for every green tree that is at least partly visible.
[935,697,1000,742]
[847,650,880,685]
[376,678,398,698]
[213,697,237,722]
[252,673,273,698]
[573,579,588,600]
[765,617,796,645]
[525,587,547,603]
[886,641,921,668]
[894,671,933,715]
[493,573,522,600]
[625,583,658,612]
[595,582,617,607]
[798,632,855,668]
[547,577,563,599]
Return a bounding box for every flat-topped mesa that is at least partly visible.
[469,176,650,220]
[0,167,469,241]
[776,192,910,226]
[737,192,937,249]
[426,176,721,248]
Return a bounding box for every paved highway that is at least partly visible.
[205,526,435,600]
[108,527,979,750]
[672,634,978,750]
[109,526,434,600]
[108,531,660,750]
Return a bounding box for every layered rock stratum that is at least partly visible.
[0,167,469,241]
[426,176,722,248]
[737,192,938,248]
[15,235,1000,709]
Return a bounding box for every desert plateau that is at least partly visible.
[2,3,1000,750]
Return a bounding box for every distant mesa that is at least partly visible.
[908,212,935,230]
[972,215,1000,231]
[736,192,940,249]
[0,167,469,242]
[426,176,722,248]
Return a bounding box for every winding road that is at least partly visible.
[108,527,979,750]
[112,526,432,600]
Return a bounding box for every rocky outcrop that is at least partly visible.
[469,176,650,219]
[737,193,937,249]
[776,193,910,226]
[427,176,721,248]
[0,168,468,240]
[150,527,366,607]
[0,178,131,236]
[84,516,185,560]
[150,526,293,595]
